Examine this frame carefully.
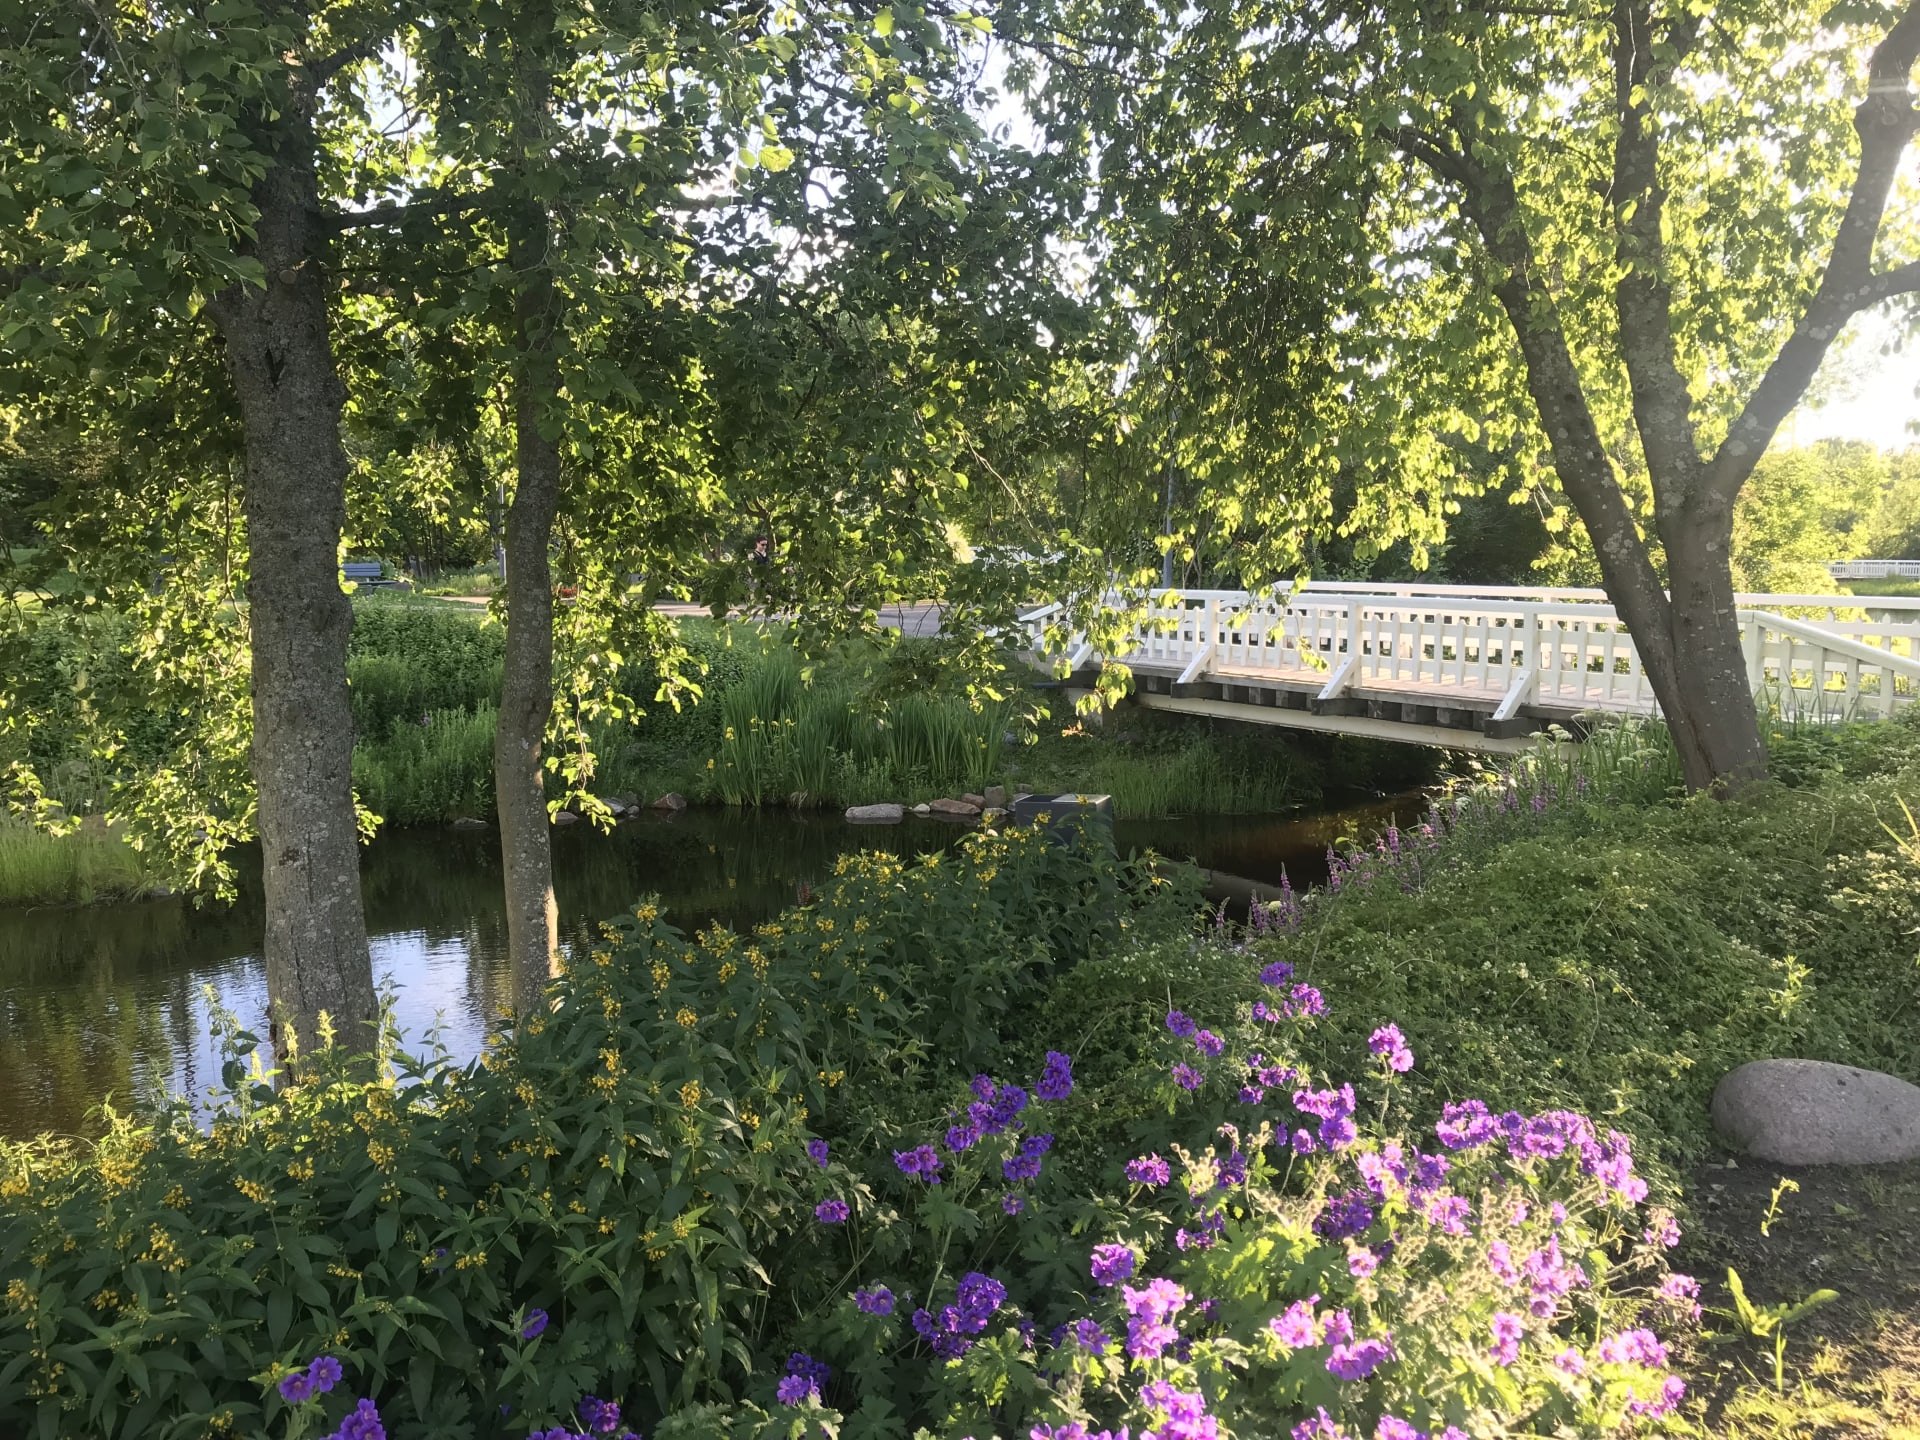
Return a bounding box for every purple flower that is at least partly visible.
[1313,1189,1376,1243]
[854,1285,894,1315]
[775,1375,814,1406]
[1554,1347,1587,1375]
[1643,1210,1681,1249]
[578,1396,621,1435]
[1259,960,1295,985]
[329,1399,386,1440]
[1375,1418,1422,1440]
[307,1356,342,1395]
[779,1352,830,1405]
[1003,1133,1054,1182]
[1367,1024,1414,1072]
[1326,1334,1394,1380]
[1139,1379,1211,1434]
[1036,1050,1074,1101]
[1597,1328,1669,1368]
[278,1372,314,1404]
[1488,1240,1519,1286]
[913,1273,1008,1359]
[1435,1099,1496,1150]
[1125,1153,1171,1186]
[1290,1128,1316,1155]
[1239,1086,1265,1104]
[1322,1309,1353,1346]
[1071,1317,1111,1353]
[967,1080,1029,1136]
[1090,1243,1137,1287]
[814,1198,849,1224]
[1193,1029,1224,1057]
[1284,984,1326,1019]
[1122,1278,1187,1359]
[1293,1083,1355,1122]
[1490,1311,1525,1366]
[1293,1409,1347,1440]
[1165,1009,1198,1038]
[1628,1376,1688,1418]
[1003,1192,1026,1215]
[945,1124,980,1152]
[893,1145,944,1183]
[1216,1149,1248,1188]
[1421,1193,1470,1234]
[806,1138,830,1168]
[1659,1273,1703,1321]
[1172,1062,1203,1091]
[1522,1236,1587,1316]
[1269,1296,1320,1348]
[1347,1247,1379,1279]
[520,1308,549,1340]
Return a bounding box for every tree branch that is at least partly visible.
[1705,0,1920,499]
[309,35,387,88]
[327,191,496,233]
[1609,0,1709,511]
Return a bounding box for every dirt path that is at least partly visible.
[1682,1153,1920,1437]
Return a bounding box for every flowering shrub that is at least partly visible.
[775,952,1698,1438]
[0,823,1174,1438]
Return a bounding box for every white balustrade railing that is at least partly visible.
[1829,559,1920,580]
[1016,585,1920,725]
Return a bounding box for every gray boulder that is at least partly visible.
[929,797,981,818]
[651,792,688,811]
[846,803,905,824]
[1711,1059,1920,1166]
[983,784,1008,809]
[450,816,489,831]
[960,792,987,809]
[552,809,580,827]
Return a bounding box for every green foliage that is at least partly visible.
[1732,442,1890,594]
[1208,713,1920,1165]
[346,598,507,743]
[1718,1267,1839,1395]
[0,824,1169,1438]
[352,708,499,826]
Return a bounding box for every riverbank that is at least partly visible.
[1,711,1915,1436]
[1,596,1446,906]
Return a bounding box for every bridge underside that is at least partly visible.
[1066,662,1560,754]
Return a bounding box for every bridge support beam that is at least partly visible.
[1133,692,1537,754]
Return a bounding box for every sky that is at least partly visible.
[1792,312,1919,451]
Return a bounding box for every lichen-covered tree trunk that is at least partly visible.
[495,202,564,1016]
[208,89,376,1065]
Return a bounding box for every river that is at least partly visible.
[0,796,1425,1139]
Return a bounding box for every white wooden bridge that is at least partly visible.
[1017,583,1920,753]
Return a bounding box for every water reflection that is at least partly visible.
[0,796,1428,1139]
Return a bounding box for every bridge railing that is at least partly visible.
[1016,586,1920,723]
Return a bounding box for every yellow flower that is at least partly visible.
[675,1007,698,1028]
[679,1081,702,1109]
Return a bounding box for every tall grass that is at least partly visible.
[713,649,1015,808]
[0,821,150,907]
[352,708,499,824]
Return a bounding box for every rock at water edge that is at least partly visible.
[929,797,981,818]
[983,784,1008,809]
[450,816,488,831]
[1711,1059,1920,1166]
[552,810,580,827]
[651,792,688,812]
[960,792,987,809]
[846,803,905,824]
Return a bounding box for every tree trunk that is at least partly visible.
[1657,505,1768,788]
[495,204,564,1016]
[208,92,376,1066]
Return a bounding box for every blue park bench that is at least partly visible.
[343,561,403,588]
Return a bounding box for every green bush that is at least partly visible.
[0,824,1169,1438]
[347,598,505,742]
[352,707,499,824]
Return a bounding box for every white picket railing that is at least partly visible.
[1018,585,1920,724]
[1829,559,1920,580]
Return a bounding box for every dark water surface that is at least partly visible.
[0,798,1425,1139]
